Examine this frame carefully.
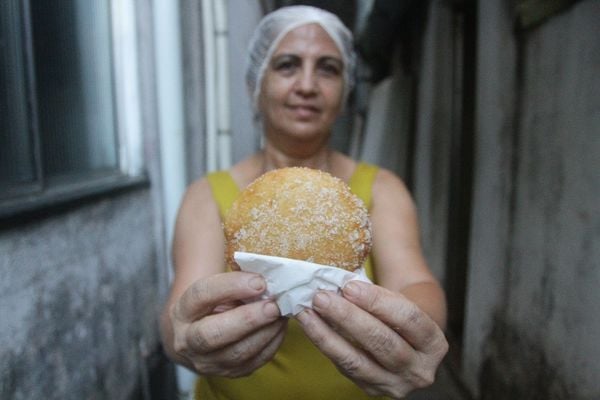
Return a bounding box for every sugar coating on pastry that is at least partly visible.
[223,167,372,271]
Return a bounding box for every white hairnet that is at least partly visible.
[246,5,356,111]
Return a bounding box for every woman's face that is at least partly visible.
[258,23,344,148]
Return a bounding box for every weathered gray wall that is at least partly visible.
[361,58,414,180]
[463,1,600,399]
[0,190,167,399]
[461,0,517,395]
[411,1,455,282]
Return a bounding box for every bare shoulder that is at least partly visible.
[371,167,416,212]
[178,177,221,224]
[370,167,420,249]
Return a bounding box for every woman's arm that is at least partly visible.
[296,168,448,399]
[159,178,227,366]
[159,178,286,376]
[370,168,447,329]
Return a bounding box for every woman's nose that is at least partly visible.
[295,68,317,94]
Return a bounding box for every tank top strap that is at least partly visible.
[349,162,379,210]
[206,170,240,219]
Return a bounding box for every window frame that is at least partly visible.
[0,0,147,220]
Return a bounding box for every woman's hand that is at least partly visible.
[296,281,448,399]
[169,271,286,377]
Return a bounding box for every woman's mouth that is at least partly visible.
[287,104,320,119]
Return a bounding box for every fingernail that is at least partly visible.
[343,282,361,298]
[249,276,265,291]
[263,302,280,318]
[313,292,330,310]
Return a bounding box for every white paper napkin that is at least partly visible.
[234,251,372,317]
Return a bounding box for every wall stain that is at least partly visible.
[0,263,160,400]
[478,314,572,400]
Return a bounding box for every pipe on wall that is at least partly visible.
[153,0,186,245]
[214,0,232,170]
[202,0,232,172]
[111,0,144,176]
[152,0,191,395]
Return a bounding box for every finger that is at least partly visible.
[176,272,266,321]
[342,281,443,350]
[186,300,281,353]
[212,319,288,378]
[298,309,439,398]
[312,291,417,372]
[296,308,392,385]
[210,319,287,366]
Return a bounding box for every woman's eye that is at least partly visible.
[320,64,341,75]
[273,57,299,74]
[276,62,294,70]
[317,59,342,76]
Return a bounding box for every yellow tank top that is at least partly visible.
[200,163,385,400]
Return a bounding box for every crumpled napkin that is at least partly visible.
[234,251,372,317]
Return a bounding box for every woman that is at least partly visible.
[160,5,448,400]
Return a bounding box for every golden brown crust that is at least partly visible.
[223,167,372,271]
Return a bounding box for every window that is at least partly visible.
[0,0,144,217]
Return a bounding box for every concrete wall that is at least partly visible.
[0,190,169,399]
[463,1,600,398]
[460,0,518,394]
[361,60,414,180]
[410,1,456,282]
